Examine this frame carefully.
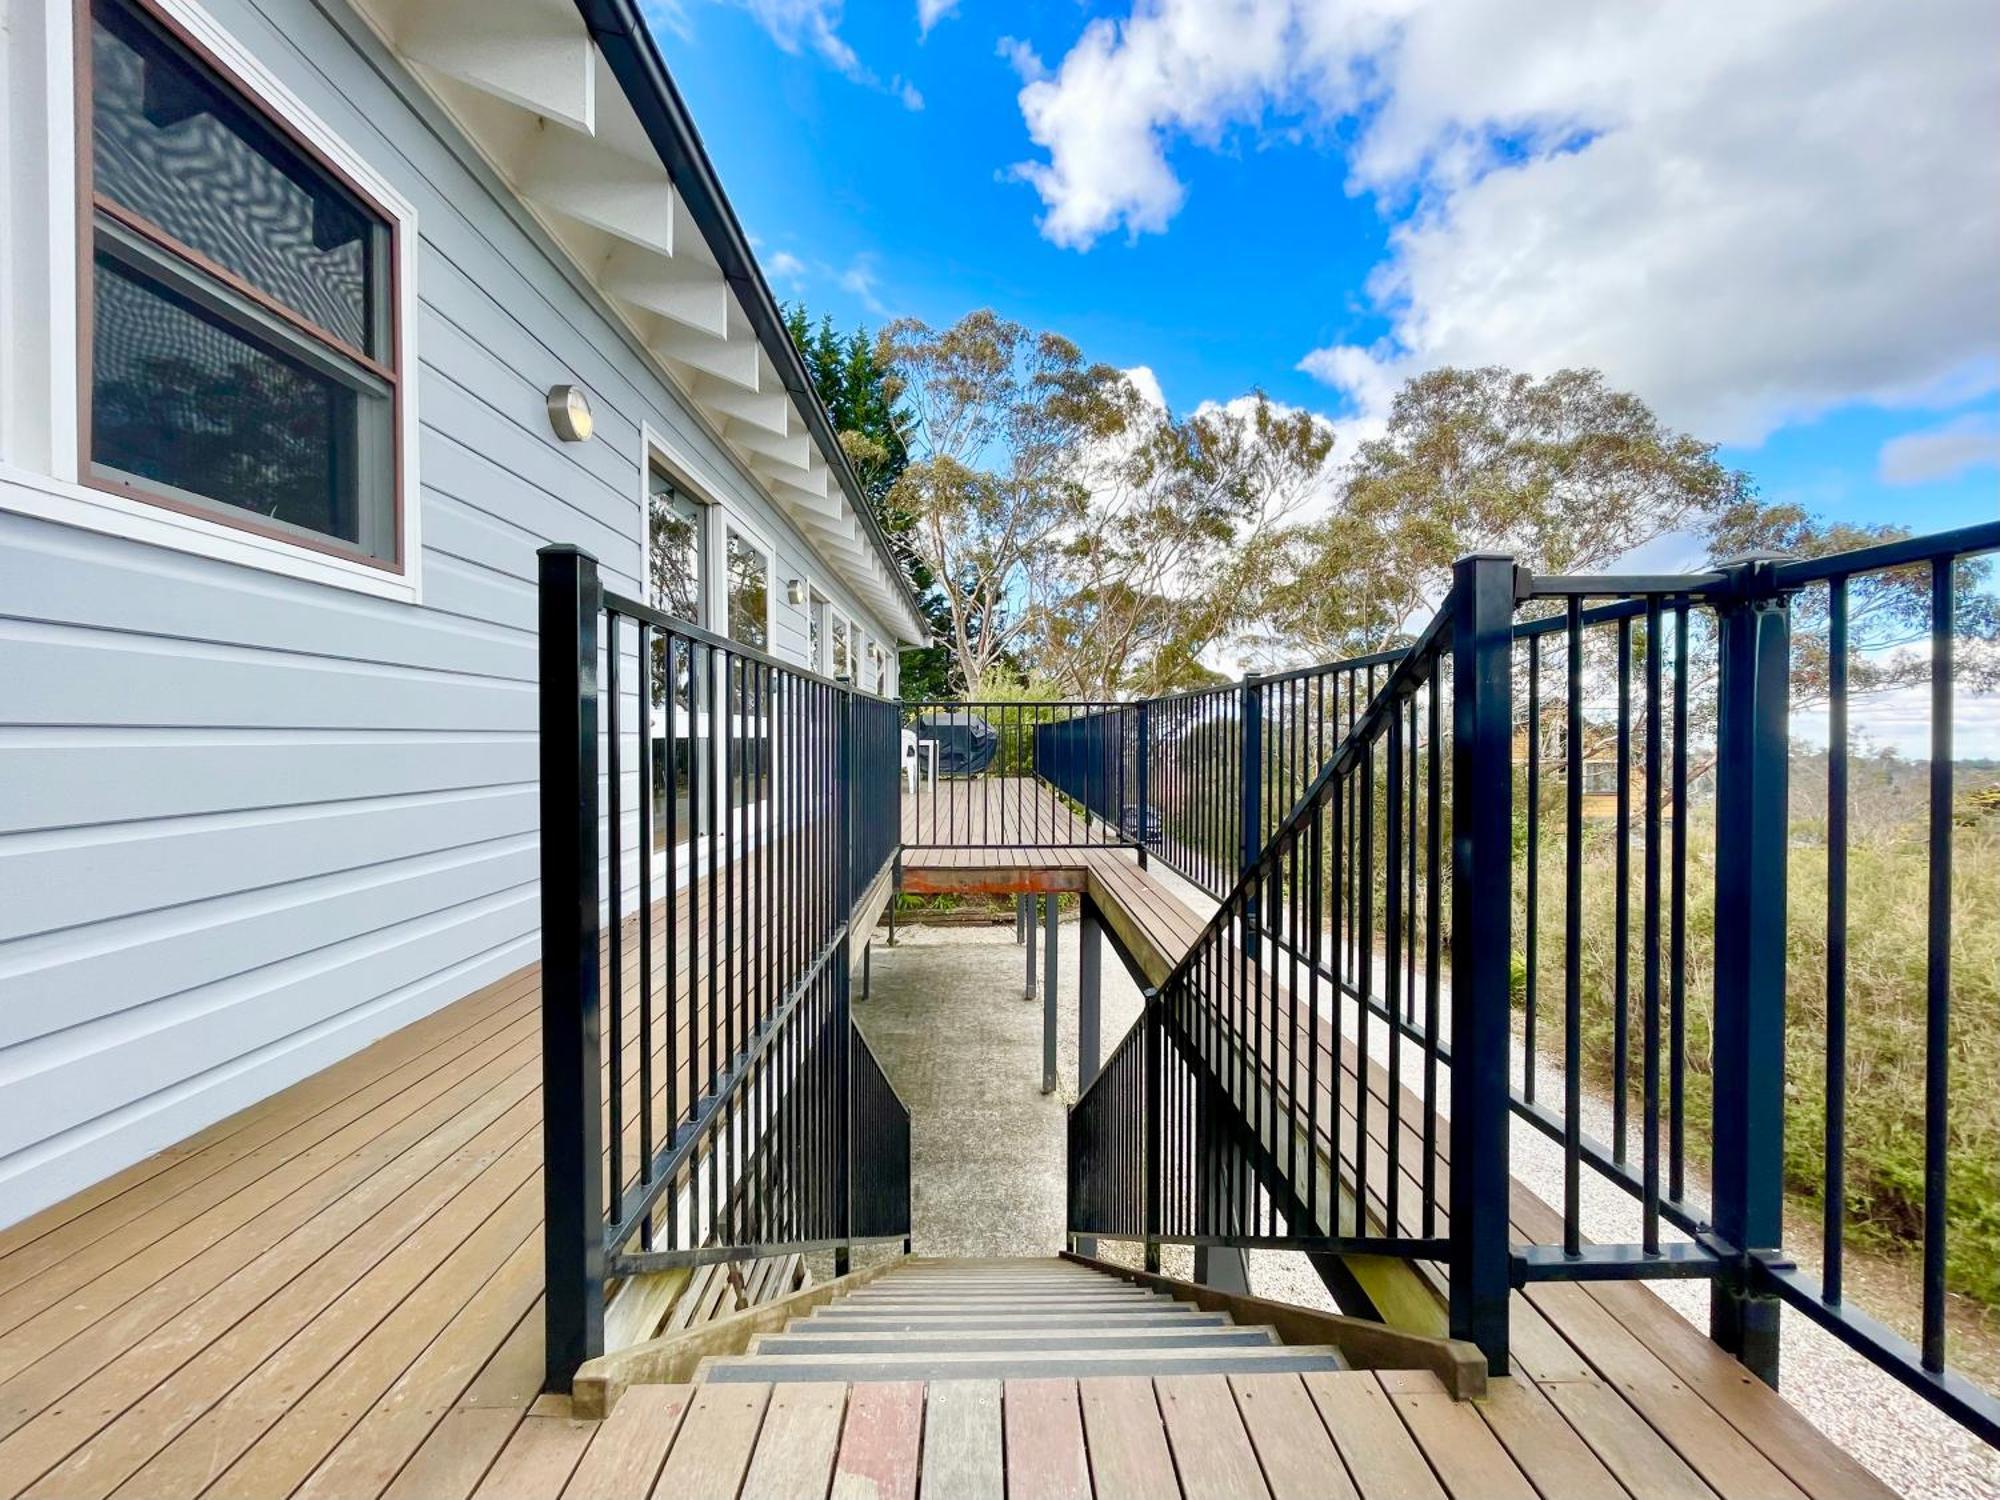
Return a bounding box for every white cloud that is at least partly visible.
[767,250,809,282]
[1009,0,2000,444]
[918,0,958,38]
[732,0,860,74]
[720,1,925,108]
[1878,414,2000,487]
[839,255,892,316]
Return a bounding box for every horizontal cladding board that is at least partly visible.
[0,512,531,682]
[0,886,538,1160]
[0,732,533,836]
[0,785,534,942]
[0,622,534,732]
[0,837,537,1051]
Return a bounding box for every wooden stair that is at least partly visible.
[695,1258,1347,1385]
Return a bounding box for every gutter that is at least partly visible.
[571,0,930,646]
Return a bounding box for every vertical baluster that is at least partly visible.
[1423,666,1442,1238]
[666,636,683,1248]
[1308,794,1324,1234]
[1642,598,1664,1254]
[1385,703,1404,1238]
[637,621,654,1250]
[1356,722,1373,1234]
[1922,560,1953,1373]
[706,644,722,1237]
[1670,603,1690,1203]
[1526,634,1540,1105]
[1824,578,1849,1305]
[1615,615,1632,1165]
[607,612,625,1231]
[1563,599,1584,1257]
[1329,704,1346,1231]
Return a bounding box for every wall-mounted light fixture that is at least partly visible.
[546,385,594,443]
[786,578,809,606]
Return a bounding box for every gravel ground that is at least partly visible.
[859,894,1998,1499]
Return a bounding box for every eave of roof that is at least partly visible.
[570,0,928,646]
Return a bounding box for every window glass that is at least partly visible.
[726,528,770,651]
[92,247,384,549]
[807,593,827,673]
[647,465,704,624]
[91,0,383,354]
[84,0,397,563]
[830,615,852,680]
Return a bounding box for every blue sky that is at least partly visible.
[642,0,2000,543]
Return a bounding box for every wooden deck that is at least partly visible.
[457,1367,1555,1500]
[901,775,1125,851]
[0,834,1903,1498]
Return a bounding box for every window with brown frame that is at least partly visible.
[79,0,401,567]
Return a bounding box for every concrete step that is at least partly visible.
[750,1326,1278,1355]
[793,1311,1229,1332]
[697,1344,1347,1384]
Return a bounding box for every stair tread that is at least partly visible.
[752,1328,1277,1354]
[697,1345,1347,1383]
[795,1313,1229,1331]
[808,1303,1197,1318]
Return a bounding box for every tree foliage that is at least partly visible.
[784,305,955,696]
[877,310,1134,696]
[1265,367,1752,659]
[880,310,1332,698]
[1037,395,1333,697]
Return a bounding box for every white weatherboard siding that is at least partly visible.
[0,0,904,1224]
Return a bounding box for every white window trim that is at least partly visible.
[639,422,714,628]
[822,606,846,682]
[0,0,422,604]
[719,512,778,656]
[805,580,831,675]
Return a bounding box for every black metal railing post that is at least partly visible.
[1448,553,1515,1374]
[1708,556,1791,1389]
[537,544,605,1393]
[1240,672,1262,957]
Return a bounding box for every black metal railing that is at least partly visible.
[537,544,909,1393]
[850,692,901,897]
[1054,655,1403,900]
[1068,580,1475,1326]
[900,700,1132,848]
[1067,524,2000,1439]
[851,1028,914,1240]
[1067,1016,1149,1241]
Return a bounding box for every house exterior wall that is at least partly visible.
[0,0,904,1225]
